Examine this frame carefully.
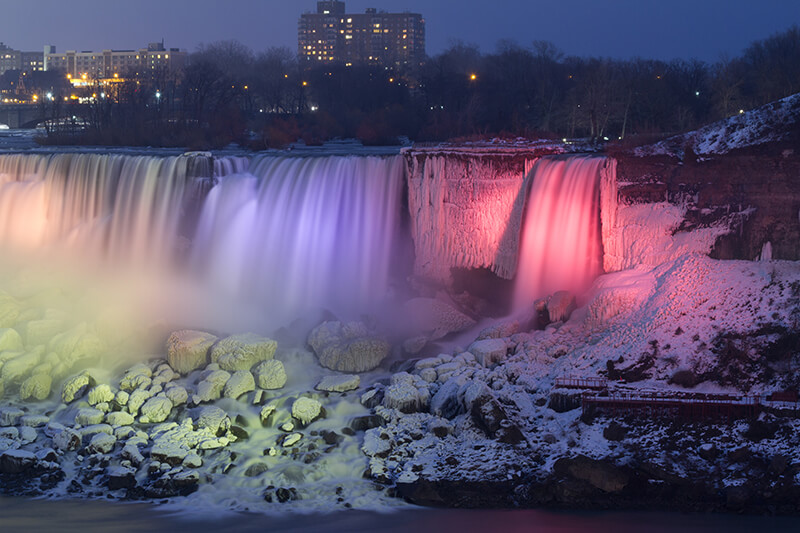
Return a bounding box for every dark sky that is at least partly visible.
[2,0,799,62]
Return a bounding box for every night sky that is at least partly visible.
[2,0,799,62]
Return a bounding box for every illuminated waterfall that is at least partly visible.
[192,155,404,320]
[0,152,404,326]
[513,155,605,309]
[0,153,196,264]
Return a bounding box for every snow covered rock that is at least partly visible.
[291,397,324,426]
[0,407,24,427]
[106,412,135,427]
[195,369,231,403]
[119,364,152,392]
[253,359,287,390]
[0,449,36,474]
[61,372,95,403]
[87,432,116,454]
[197,406,230,435]
[183,452,202,468]
[223,370,255,399]
[0,327,23,352]
[19,374,51,401]
[106,465,137,490]
[165,384,188,406]
[166,330,218,375]
[429,377,466,419]
[315,374,360,393]
[308,321,390,373]
[382,372,430,414]
[151,439,190,466]
[127,388,152,417]
[1,351,41,384]
[52,428,81,451]
[88,384,115,405]
[402,298,476,340]
[75,408,104,426]
[210,333,278,371]
[468,338,508,367]
[139,397,172,424]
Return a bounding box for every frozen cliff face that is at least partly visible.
[406,153,535,285]
[602,201,742,273]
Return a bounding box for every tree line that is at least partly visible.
[32,25,800,149]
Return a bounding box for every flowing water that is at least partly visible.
[514,155,605,309]
[0,152,404,330]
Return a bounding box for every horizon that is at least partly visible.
[1,0,798,63]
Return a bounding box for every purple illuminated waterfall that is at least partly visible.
[513,156,605,309]
[192,155,404,320]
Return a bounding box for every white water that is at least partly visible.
[193,155,404,322]
[513,156,605,309]
[0,152,404,329]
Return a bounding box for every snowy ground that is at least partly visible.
[634,93,800,158]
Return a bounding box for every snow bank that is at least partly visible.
[635,93,800,158]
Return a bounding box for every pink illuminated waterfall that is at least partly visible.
[513,156,604,310]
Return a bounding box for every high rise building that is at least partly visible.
[298,1,425,68]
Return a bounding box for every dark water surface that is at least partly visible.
[2,498,800,533]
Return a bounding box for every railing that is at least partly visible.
[554,376,608,390]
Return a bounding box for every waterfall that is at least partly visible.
[0,153,198,265]
[513,155,605,309]
[0,152,404,327]
[191,155,404,321]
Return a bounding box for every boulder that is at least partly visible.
[52,428,81,451]
[291,397,324,426]
[253,360,287,390]
[0,328,23,352]
[88,384,115,405]
[166,330,217,375]
[75,408,105,426]
[119,364,152,392]
[61,372,95,403]
[197,406,230,435]
[106,466,137,490]
[308,321,390,373]
[195,370,231,403]
[315,374,360,393]
[87,432,116,454]
[402,298,476,340]
[1,351,41,384]
[19,374,52,401]
[468,338,508,367]
[429,378,465,419]
[0,449,36,474]
[165,385,188,406]
[210,333,277,371]
[223,370,255,399]
[382,372,430,414]
[127,388,152,417]
[105,412,135,427]
[139,397,172,424]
